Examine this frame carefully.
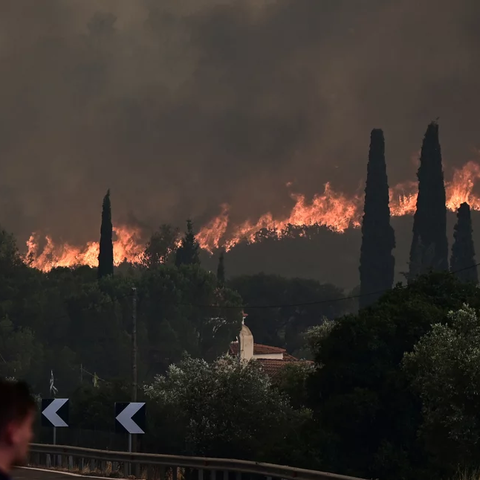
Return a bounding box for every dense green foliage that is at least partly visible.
[308,272,480,479]
[409,122,449,278]
[359,129,395,308]
[144,356,303,460]
[451,203,478,283]
[405,306,480,476]
[0,229,246,394]
[98,190,114,279]
[59,356,316,467]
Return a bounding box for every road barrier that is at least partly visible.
[28,443,365,480]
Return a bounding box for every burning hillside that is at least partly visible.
[25,161,480,272]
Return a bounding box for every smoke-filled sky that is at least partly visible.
[1,0,480,245]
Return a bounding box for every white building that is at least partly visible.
[229,320,310,376]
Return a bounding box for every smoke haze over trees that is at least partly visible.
[2,0,480,290]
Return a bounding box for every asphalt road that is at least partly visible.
[13,469,83,480]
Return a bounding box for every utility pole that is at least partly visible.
[131,286,138,456]
[132,286,137,402]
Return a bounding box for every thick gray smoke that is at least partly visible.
[1,0,480,257]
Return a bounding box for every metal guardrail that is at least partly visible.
[28,443,364,480]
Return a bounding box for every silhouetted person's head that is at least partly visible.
[0,380,36,474]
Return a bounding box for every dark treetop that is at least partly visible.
[98,189,114,279]
[217,251,225,287]
[451,202,478,284]
[359,128,395,308]
[175,219,200,267]
[409,121,448,279]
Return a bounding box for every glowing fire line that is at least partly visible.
[26,161,480,272]
[26,226,145,272]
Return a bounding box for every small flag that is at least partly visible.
[49,370,58,397]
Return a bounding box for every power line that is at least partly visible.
[179,261,480,310]
[80,365,105,382]
[67,261,480,312]
[177,288,387,310]
[450,261,480,275]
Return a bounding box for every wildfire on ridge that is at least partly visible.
[24,160,480,272]
[26,225,145,272]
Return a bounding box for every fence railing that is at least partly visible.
[28,443,364,480]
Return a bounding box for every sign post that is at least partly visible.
[41,398,69,465]
[115,402,146,474]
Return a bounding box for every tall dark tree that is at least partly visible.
[175,220,200,267]
[451,202,478,284]
[409,121,448,279]
[359,129,395,308]
[217,251,225,287]
[98,189,114,279]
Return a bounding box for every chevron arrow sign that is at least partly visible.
[41,398,69,428]
[115,402,146,434]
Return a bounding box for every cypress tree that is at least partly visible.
[359,129,395,308]
[175,219,200,267]
[409,121,448,279]
[217,251,225,287]
[451,202,478,283]
[98,189,114,279]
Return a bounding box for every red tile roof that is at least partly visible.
[253,344,286,355]
[229,342,286,356]
[229,341,311,377]
[256,359,288,376]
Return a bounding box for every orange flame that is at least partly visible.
[26,225,144,271]
[24,161,480,271]
[195,204,230,252]
[217,183,363,252]
[389,181,417,216]
[446,160,480,211]
[197,161,480,251]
